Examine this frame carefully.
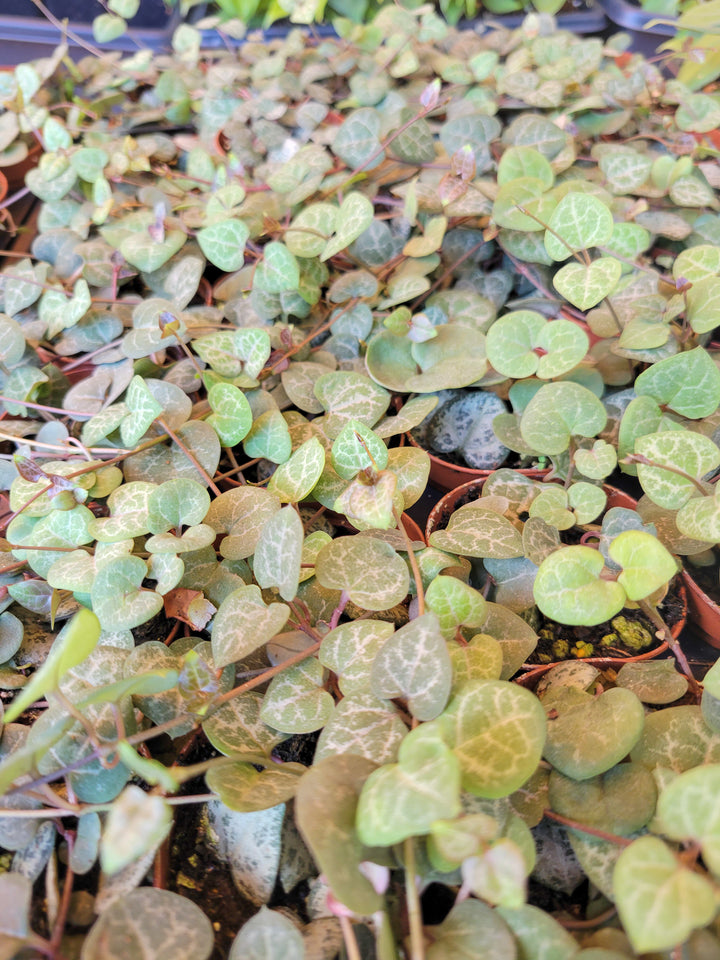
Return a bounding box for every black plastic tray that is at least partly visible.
[598,0,676,55]
[0,1,182,63]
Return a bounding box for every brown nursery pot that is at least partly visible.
[681,568,720,650]
[405,428,549,493]
[426,476,687,672]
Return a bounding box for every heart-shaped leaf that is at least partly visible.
[355,724,461,846]
[319,620,395,696]
[314,693,407,765]
[520,381,607,455]
[553,257,622,310]
[314,536,409,610]
[295,754,383,915]
[614,836,716,953]
[260,658,334,734]
[206,761,303,813]
[609,529,678,600]
[321,193,374,261]
[252,505,303,601]
[81,888,213,960]
[197,217,249,272]
[545,193,614,260]
[370,612,452,721]
[212,585,290,669]
[543,686,645,780]
[91,556,163,631]
[207,383,253,447]
[534,546,626,626]
[267,437,325,503]
[438,679,546,797]
[425,575,487,641]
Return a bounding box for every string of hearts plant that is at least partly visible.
[0,2,719,959]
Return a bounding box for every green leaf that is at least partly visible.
[634,347,720,418]
[545,192,614,260]
[285,202,338,258]
[315,693,407,764]
[635,430,720,510]
[206,762,302,813]
[254,242,299,293]
[147,478,210,533]
[121,375,163,447]
[203,693,284,759]
[548,762,657,837]
[228,907,304,960]
[686,276,720,334]
[91,556,163,630]
[427,900,517,960]
[314,370,391,437]
[333,107,384,171]
[520,381,607,455]
[429,504,524,560]
[534,546,626,626]
[553,257,623,310]
[319,620,395,696]
[120,227,185,273]
[609,530,678,600]
[356,723,461,846]
[486,311,588,380]
[4,608,101,724]
[631,705,720,772]
[295,754,383,915]
[243,409,292,464]
[598,147,652,193]
[438,679,547,797]
[497,904,579,960]
[543,686,645,780]
[260,658,334,734]
[656,764,720,876]
[614,836,716,953]
[331,419,388,480]
[314,535,409,610]
[615,660,688,705]
[195,328,271,381]
[39,278,91,339]
[425,575,487,641]
[100,785,172,875]
[673,244,720,283]
[197,218,249,272]
[253,505,303,601]
[80,889,213,960]
[321,193,374,261]
[207,383,253,446]
[370,612,452,721]
[92,12,127,42]
[211,585,290,669]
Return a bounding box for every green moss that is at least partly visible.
[610,616,653,652]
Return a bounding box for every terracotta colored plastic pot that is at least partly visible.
[425,476,686,668]
[0,169,7,206]
[681,568,720,650]
[405,428,549,494]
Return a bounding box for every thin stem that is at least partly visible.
[404,837,425,960]
[49,835,75,954]
[394,507,425,615]
[156,417,222,495]
[339,915,362,960]
[636,598,700,696]
[543,810,633,846]
[209,639,323,711]
[621,454,708,495]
